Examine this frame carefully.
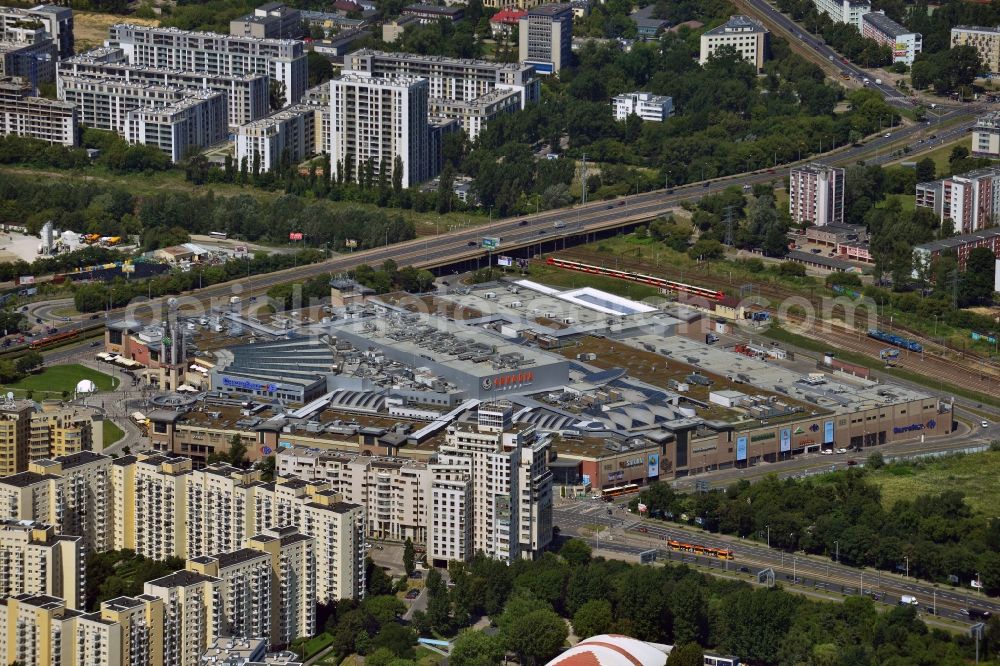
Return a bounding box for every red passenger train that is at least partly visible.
[545,257,725,301]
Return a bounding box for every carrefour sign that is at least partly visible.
[222,376,278,393]
[893,420,936,434]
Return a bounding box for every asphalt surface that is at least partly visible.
[554,500,998,624]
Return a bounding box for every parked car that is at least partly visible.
[405,589,420,599]
[836,448,848,454]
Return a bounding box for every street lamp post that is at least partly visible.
[835,540,839,563]
[905,556,909,578]
[766,525,770,548]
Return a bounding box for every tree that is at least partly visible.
[367,557,395,596]
[958,246,996,307]
[269,79,287,111]
[374,622,417,658]
[450,630,504,666]
[666,644,703,666]
[866,451,885,469]
[14,351,42,374]
[915,157,935,182]
[403,538,416,576]
[559,539,592,567]
[227,435,248,467]
[501,608,568,666]
[365,595,407,624]
[307,50,334,87]
[572,599,613,638]
[257,455,276,482]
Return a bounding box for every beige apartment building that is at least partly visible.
[0,592,163,665]
[109,454,366,603]
[0,519,82,609]
[0,451,111,554]
[0,401,100,477]
[951,25,1000,74]
[188,526,317,647]
[144,570,222,666]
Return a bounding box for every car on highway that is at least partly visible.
[519,220,528,226]
[884,133,891,138]
[89,313,100,319]
[637,526,648,533]
[606,204,614,209]
[962,608,992,620]
[60,316,70,322]
[836,448,848,454]
[618,201,625,206]
[847,459,858,466]
[739,566,750,573]
[820,449,833,455]
[467,240,476,246]
[703,182,709,188]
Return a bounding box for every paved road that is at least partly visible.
[553,501,997,623]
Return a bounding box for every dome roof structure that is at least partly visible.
[545,635,671,666]
[75,379,98,395]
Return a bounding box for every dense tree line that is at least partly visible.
[0,174,415,251]
[353,260,436,295]
[313,545,1000,666]
[71,248,325,312]
[631,470,1000,595]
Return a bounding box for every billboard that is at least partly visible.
[289,232,303,241]
[736,435,748,462]
[17,276,34,285]
[780,428,791,453]
[647,453,660,478]
[823,420,835,445]
[497,255,513,267]
[345,239,358,248]
[482,236,501,250]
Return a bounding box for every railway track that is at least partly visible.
[552,248,1000,398]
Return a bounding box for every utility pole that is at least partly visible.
[581,153,587,206]
[723,205,736,247]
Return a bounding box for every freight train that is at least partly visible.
[867,328,922,353]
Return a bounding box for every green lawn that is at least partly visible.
[0,363,118,398]
[867,449,1000,515]
[876,194,915,212]
[891,134,970,177]
[102,420,124,449]
[300,632,335,660]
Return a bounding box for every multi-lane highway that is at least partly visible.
[554,501,998,624]
[94,101,968,324]
[738,0,912,105]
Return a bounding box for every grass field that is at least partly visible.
[0,364,118,399]
[867,449,1000,515]
[102,420,124,449]
[74,12,159,51]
